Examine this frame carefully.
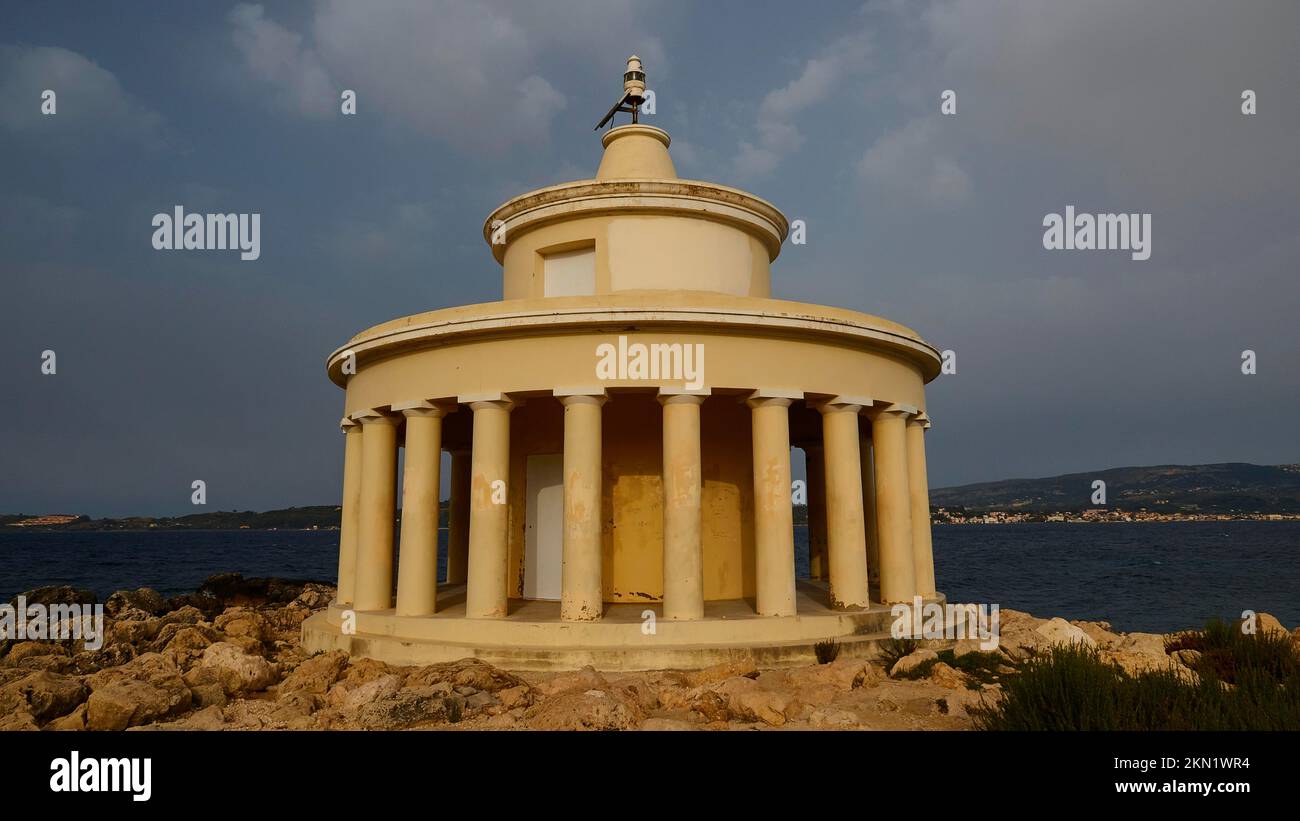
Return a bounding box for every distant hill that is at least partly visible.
[931,463,1300,514]
[1,504,454,531]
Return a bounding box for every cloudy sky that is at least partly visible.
[3,0,1297,517]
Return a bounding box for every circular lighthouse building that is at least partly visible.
[303,61,944,671]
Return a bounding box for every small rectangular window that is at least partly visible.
[542,246,595,297]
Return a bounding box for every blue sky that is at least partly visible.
[2,0,1298,516]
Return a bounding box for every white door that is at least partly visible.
[524,453,564,600]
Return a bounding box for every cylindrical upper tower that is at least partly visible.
[484,59,788,301]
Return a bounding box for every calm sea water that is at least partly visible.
[1,522,1296,633]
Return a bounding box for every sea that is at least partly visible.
[1,521,1296,634]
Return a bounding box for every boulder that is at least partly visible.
[684,689,731,722]
[0,709,38,731]
[214,609,272,643]
[1118,632,1167,656]
[525,686,645,731]
[712,676,789,726]
[86,652,191,729]
[497,684,533,710]
[105,588,168,619]
[2,641,68,666]
[278,650,348,696]
[10,586,96,608]
[683,658,758,688]
[357,687,456,730]
[533,665,608,696]
[339,673,402,713]
[44,703,88,731]
[953,638,994,658]
[890,648,938,677]
[1251,612,1288,636]
[0,671,88,724]
[189,682,227,709]
[1034,617,1097,647]
[187,642,278,695]
[87,679,181,730]
[928,662,968,690]
[1070,620,1122,647]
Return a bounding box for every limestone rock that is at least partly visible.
[525,686,645,730]
[1251,612,1288,636]
[0,708,38,731]
[11,586,96,608]
[1070,620,1122,647]
[497,684,533,710]
[214,609,272,643]
[2,641,68,666]
[685,688,731,722]
[683,658,758,688]
[84,653,191,730]
[278,650,348,696]
[808,707,860,729]
[44,703,88,731]
[928,662,968,690]
[953,638,994,657]
[1103,650,1170,677]
[188,642,278,695]
[0,671,88,724]
[1034,617,1097,647]
[156,605,206,629]
[1118,632,1167,657]
[180,705,228,730]
[87,679,181,730]
[1172,649,1202,668]
[712,676,788,726]
[339,673,402,712]
[357,686,455,729]
[534,665,608,696]
[890,648,938,677]
[106,588,168,619]
[189,682,227,709]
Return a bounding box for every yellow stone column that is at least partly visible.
[659,391,706,620]
[393,401,453,617]
[336,417,363,606]
[805,443,827,579]
[860,426,880,590]
[817,399,871,609]
[353,409,399,612]
[446,448,470,584]
[907,412,937,598]
[867,404,916,603]
[464,396,514,618]
[556,390,607,621]
[748,393,797,617]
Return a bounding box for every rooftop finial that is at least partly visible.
[594,55,646,130]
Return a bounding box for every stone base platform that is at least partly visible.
[302,580,946,671]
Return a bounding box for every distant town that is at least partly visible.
[930,508,1300,524]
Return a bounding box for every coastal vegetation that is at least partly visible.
[972,621,1300,731]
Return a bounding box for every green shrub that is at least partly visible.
[973,626,1300,731]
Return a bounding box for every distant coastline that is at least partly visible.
[5,506,1299,532]
[8,461,1299,531]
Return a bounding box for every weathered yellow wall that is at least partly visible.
[490,392,757,604]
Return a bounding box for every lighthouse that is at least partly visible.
[304,57,945,670]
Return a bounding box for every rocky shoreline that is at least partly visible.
[3,576,1296,731]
